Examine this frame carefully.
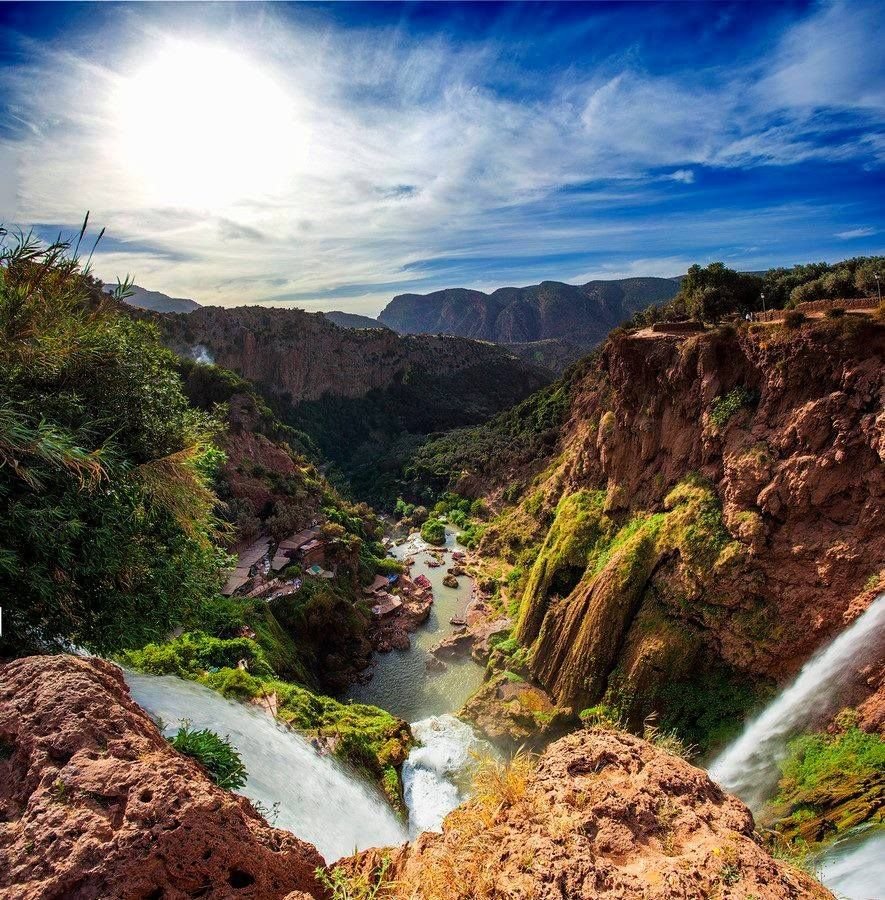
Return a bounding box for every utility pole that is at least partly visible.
[876,272,881,304]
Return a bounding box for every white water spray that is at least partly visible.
[709,592,885,809]
[191,343,214,364]
[125,671,407,861]
[402,715,487,836]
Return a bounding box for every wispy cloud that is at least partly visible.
[1,1,883,314]
[835,227,876,239]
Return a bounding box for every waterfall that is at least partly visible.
[124,671,407,862]
[815,829,885,899]
[709,592,885,809]
[402,714,487,836]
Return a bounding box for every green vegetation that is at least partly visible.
[404,358,591,494]
[316,855,394,900]
[626,255,884,327]
[122,631,411,805]
[420,517,446,545]
[0,225,229,655]
[765,717,885,844]
[709,387,758,429]
[777,725,885,797]
[169,724,247,790]
[657,669,764,753]
[676,262,762,323]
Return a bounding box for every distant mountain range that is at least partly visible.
[111,274,681,360]
[321,310,389,330]
[107,284,201,314]
[377,277,680,349]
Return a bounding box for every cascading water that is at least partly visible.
[402,714,488,836]
[709,592,885,808]
[124,671,407,862]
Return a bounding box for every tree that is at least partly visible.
[0,226,228,655]
[676,263,762,322]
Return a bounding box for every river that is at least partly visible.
[344,528,485,722]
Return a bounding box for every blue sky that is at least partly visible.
[1,1,884,313]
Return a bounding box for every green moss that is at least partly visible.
[123,633,411,801]
[778,726,885,795]
[515,490,612,643]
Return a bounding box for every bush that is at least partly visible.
[170,724,247,790]
[826,307,846,319]
[421,518,446,545]
[783,309,806,328]
[709,387,757,429]
[0,225,228,656]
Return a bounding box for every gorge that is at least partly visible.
[1,236,883,899]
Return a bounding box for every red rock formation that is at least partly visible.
[348,729,832,899]
[151,305,550,405]
[0,656,326,900]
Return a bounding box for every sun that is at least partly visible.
[111,40,303,208]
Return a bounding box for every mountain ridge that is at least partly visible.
[378,276,680,348]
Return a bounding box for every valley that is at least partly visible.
[1,235,883,900]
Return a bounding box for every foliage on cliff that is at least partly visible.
[404,355,593,495]
[763,711,885,846]
[121,630,411,805]
[0,227,229,656]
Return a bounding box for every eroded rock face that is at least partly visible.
[151,305,551,406]
[0,656,325,900]
[352,729,832,899]
[484,321,884,728]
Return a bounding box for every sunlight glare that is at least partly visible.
[112,40,303,208]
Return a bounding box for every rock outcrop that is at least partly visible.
[0,657,834,900]
[150,305,551,405]
[348,729,832,899]
[469,318,884,742]
[377,277,680,350]
[0,656,325,900]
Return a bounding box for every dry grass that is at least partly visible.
[398,751,540,900]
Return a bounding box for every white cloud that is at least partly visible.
[1,2,883,315]
[835,227,876,239]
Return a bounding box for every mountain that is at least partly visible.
[139,304,553,500]
[322,310,387,329]
[377,277,680,349]
[108,283,201,314]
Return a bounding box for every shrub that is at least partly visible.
[170,724,247,790]
[783,309,806,328]
[0,225,228,656]
[421,518,446,545]
[826,306,845,319]
[709,387,757,429]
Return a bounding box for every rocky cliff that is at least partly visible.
[348,729,831,899]
[377,277,679,349]
[0,655,325,900]
[152,305,550,405]
[455,316,883,745]
[1,656,831,900]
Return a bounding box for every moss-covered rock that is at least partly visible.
[121,632,412,810]
[761,715,885,846]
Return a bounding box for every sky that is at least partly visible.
[1,1,884,315]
